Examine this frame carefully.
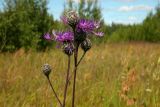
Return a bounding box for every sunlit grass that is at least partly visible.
[0,43,160,107]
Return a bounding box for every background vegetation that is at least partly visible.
[0,43,160,107]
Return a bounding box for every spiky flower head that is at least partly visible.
[77,19,97,32]
[61,10,79,27]
[76,19,103,37]
[63,43,74,56]
[81,38,92,52]
[42,64,52,77]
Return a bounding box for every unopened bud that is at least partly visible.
[81,38,92,52]
[42,64,51,77]
[63,43,74,56]
[66,11,79,27]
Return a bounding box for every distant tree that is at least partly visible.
[0,0,54,52]
[107,4,160,42]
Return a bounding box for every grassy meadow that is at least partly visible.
[0,43,160,107]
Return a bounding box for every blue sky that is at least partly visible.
[48,0,159,25]
[0,0,159,25]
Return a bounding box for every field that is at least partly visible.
[0,43,160,107]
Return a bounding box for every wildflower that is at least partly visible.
[54,31,74,43]
[43,10,104,107]
[75,19,104,42]
[42,64,52,77]
[77,19,96,33]
[63,43,74,56]
[43,33,53,40]
[81,38,92,52]
[61,11,79,27]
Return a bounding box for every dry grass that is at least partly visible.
[0,43,160,107]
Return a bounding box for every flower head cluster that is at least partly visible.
[44,10,104,55]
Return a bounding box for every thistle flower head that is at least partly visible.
[61,10,79,27]
[63,43,74,56]
[76,19,104,38]
[81,38,92,52]
[42,64,52,77]
[54,31,74,43]
[77,19,100,32]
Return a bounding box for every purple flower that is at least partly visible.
[43,33,53,40]
[54,31,74,42]
[92,32,104,37]
[76,19,104,37]
[77,19,100,33]
[63,43,74,56]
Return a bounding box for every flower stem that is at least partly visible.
[62,56,71,107]
[76,51,86,66]
[46,76,63,107]
[67,52,86,82]
[72,43,79,107]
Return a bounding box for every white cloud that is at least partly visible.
[118,5,154,12]
[128,16,137,20]
[109,16,140,25]
[113,19,140,25]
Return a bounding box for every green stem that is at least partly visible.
[76,51,86,66]
[67,51,86,82]
[47,76,63,107]
[72,43,79,107]
[62,56,71,107]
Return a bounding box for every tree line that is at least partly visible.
[0,0,160,52]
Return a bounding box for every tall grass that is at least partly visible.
[0,43,160,107]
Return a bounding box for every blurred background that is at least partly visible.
[0,0,160,52]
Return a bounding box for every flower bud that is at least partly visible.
[66,11,79,27]
[63,43,74,56]
[42,64,51,77]
[81,38,92,52]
